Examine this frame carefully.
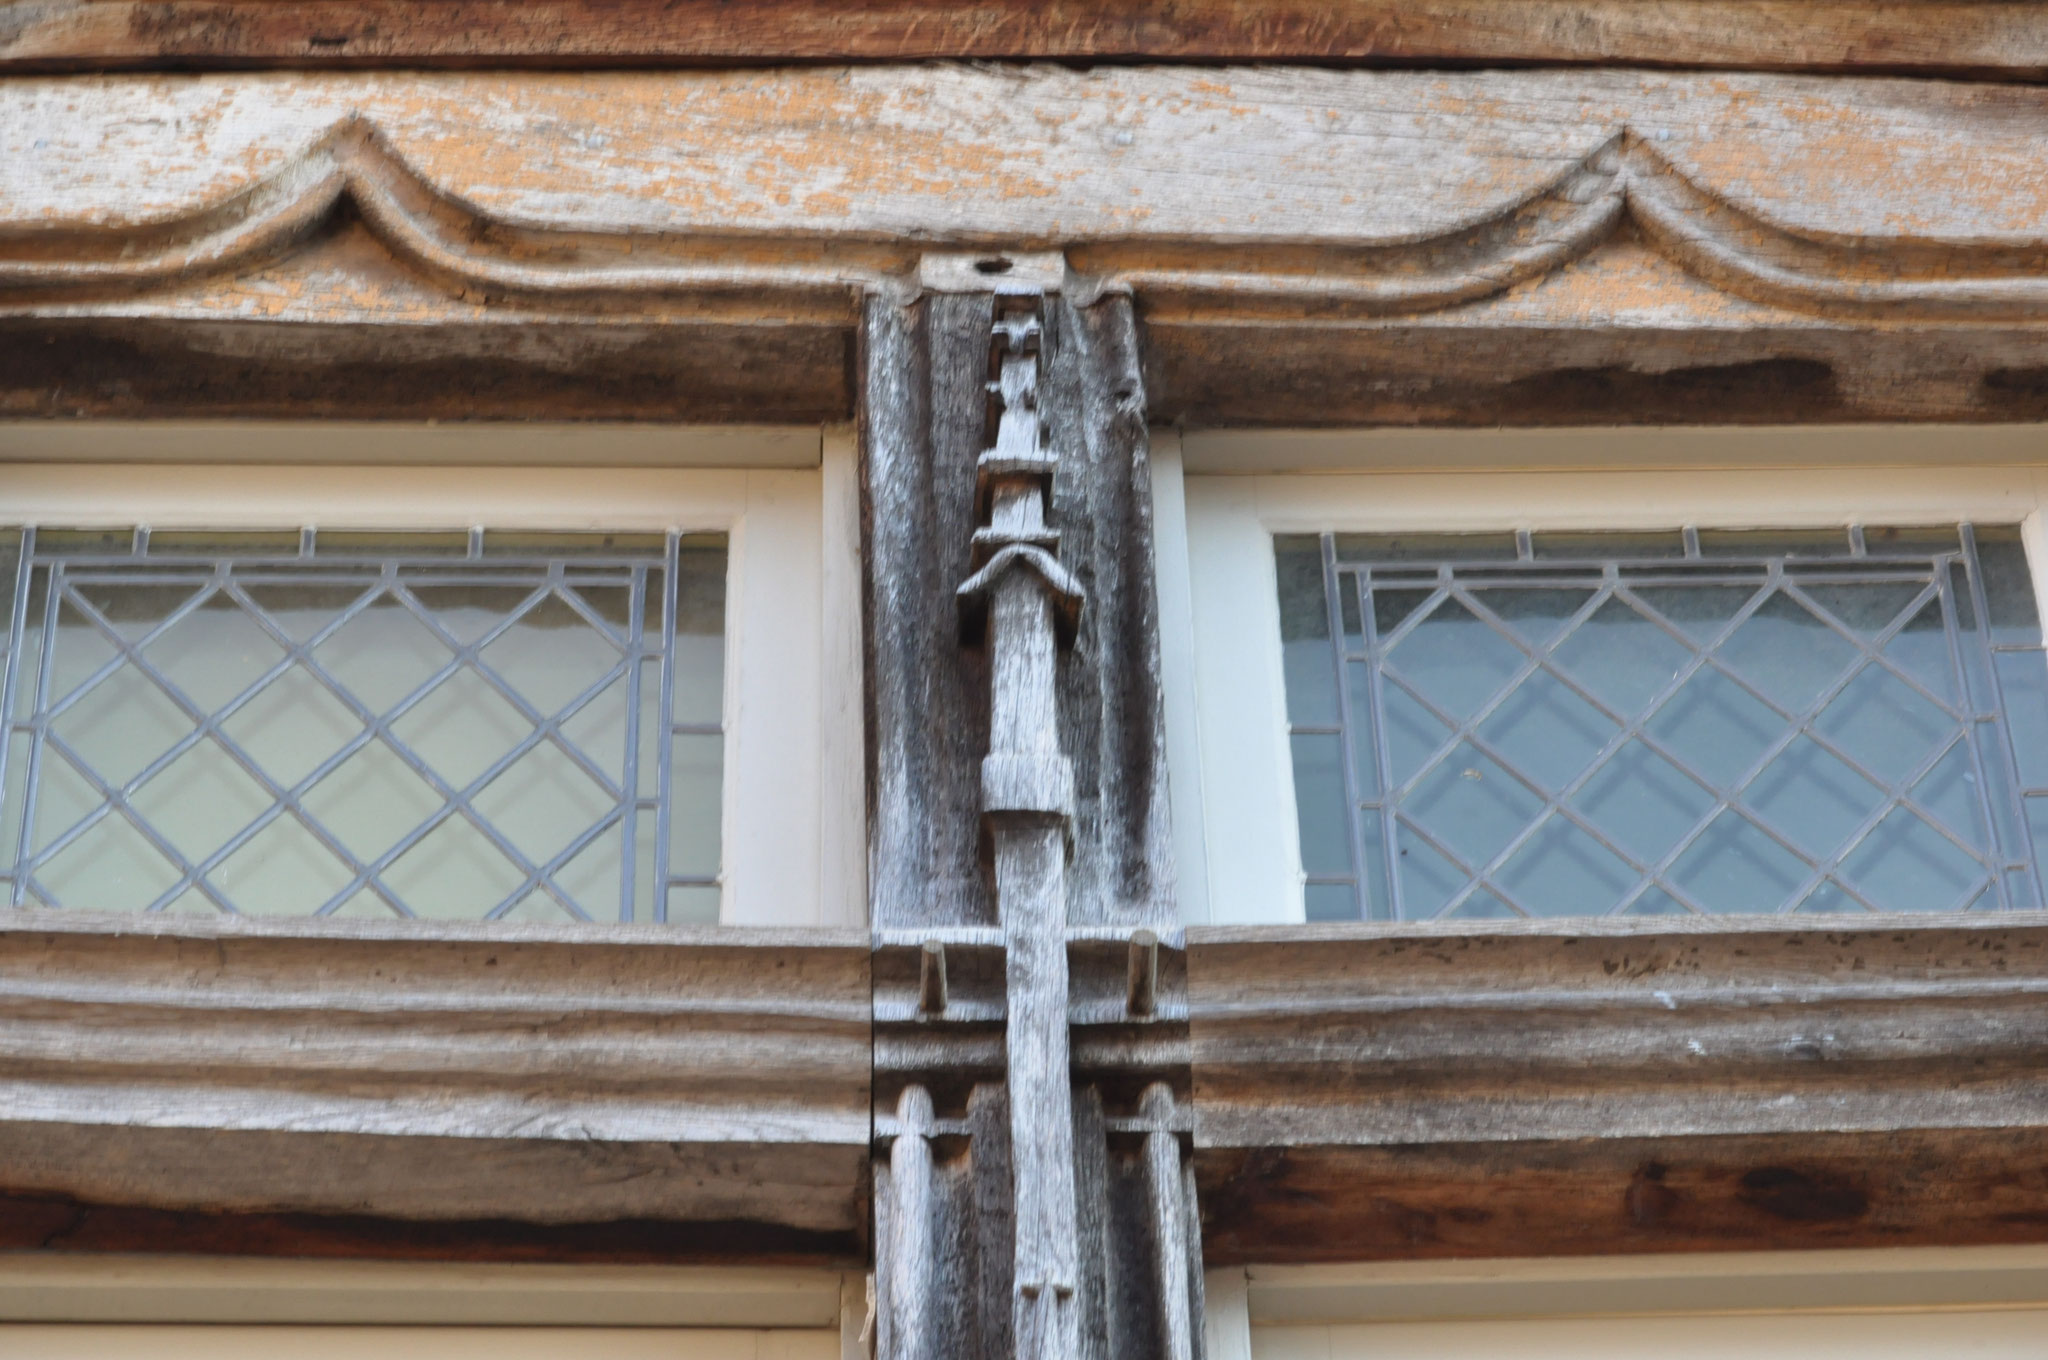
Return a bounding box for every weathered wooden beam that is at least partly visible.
[0,1190,856,1263]
[0,911,872,1254]
[1189,917,2048,1261]
[2,1,2045,79]
[1197,1126,2048,1265]
[9,68,2048,425]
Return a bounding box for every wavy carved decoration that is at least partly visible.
[0,117,912,313]
[4,118,2047,323]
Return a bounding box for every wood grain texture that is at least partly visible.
[860,292,1174,931]
[1188,918,2048,1261]
[0,911,871,1241]
[2,2,2046,77]
[0,1189,861,1263]
[865,289,1194,1359]
[11,68,2048,318]
[10,68,2048,423]
[1196,1126,2048,1265]
[1188,917,2048,1149]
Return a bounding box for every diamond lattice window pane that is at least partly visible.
[1669,810,1810,915]
[1646,669,1782,789]
[51,662,193,789]
[476,591,627,716]
[1476,669,1618,793]
[1404,743,1543,871]
[1277,526,2047,919]
[315,597,454,713]
[1552,597,1691,717]
[1717,591,1860,712]
[142,595,289,712]
[130,739,275,862]
[1496,814,1637,917]
[1745,737,1886,861]
[1383,597,1526,722]
[40,810,185,913]
[1572,740,1715,866]
[0,529,726,921]
[219,665,364,788]
[1814,665,1956,785]
[1840,806,1987,913]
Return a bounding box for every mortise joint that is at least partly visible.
[918,938,949,1016]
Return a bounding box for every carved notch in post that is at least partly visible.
[958,294,1087,1360]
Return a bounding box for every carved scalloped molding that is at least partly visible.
[4,117,2047,323]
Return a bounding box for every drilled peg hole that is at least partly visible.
[974,257,1015,275]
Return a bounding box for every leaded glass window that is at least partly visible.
[0,527,725,922]
[1278,525,2048,920]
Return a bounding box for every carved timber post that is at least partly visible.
[958,296,1087,1360]
[863,260,1198,1360]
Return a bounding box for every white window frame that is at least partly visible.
[1203,1245,2048,1360]
[0,1255,869,1360]
[1153,426,2048,926]
[0,424,865,928]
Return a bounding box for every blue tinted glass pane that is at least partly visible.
[1995,650,2048,788]
[1304,882,1359,922]
[1289,732,1351,878]
[1275,535,1336,726]
[1279,526,2046,920]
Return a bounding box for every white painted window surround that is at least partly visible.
[1152,425,2048,926]
[1203,1245,2048,1360]
[0,423,865,928]
[0,1255,868,1360]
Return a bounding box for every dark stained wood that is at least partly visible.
[3,1,2046,78]
[0,1192,858,1264]
[0,315,852,423]
[1188,919,2048,1262]
[1196,1126,2048,1264]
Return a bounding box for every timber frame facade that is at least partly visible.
[8,5,2048,1356]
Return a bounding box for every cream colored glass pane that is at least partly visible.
[1,533,726,921]
[670,732,723,879]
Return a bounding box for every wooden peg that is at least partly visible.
[1127,929,1159,1017]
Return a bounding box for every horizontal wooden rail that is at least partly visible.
[1190,917,2048,1261]
[3,2,2047,78]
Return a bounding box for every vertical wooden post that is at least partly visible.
[862,263,1197,1360]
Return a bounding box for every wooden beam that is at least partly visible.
[0,1191,859,1264]
[9,68,2048,425]
[1197,1126,2048,1264]
[0,911,872,1244]
[2,2,2046,79]
[1188,917,2048,1260]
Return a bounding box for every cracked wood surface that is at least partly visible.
[1189,916,2048,1262]
[0,911,872,1258]
[8,67,2048,424]
[2,1,2046,78]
